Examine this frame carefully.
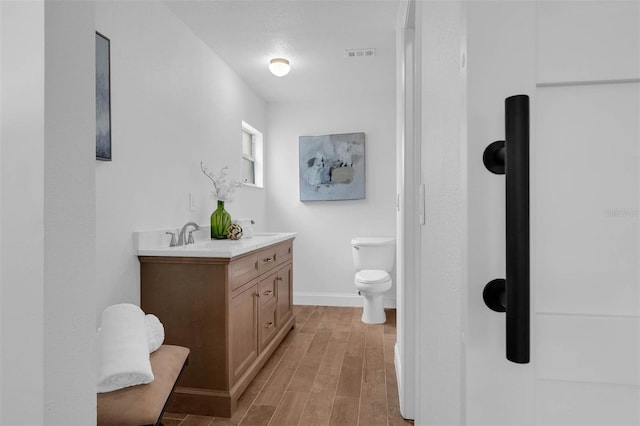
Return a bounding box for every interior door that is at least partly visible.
[466,2,639,424]
[533,2,639,423]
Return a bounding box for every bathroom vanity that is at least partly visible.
[138,233,296,417]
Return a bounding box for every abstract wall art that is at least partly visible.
[96,32,112,161]
[299,132,365,201]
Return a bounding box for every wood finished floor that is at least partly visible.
[163,305,413,426]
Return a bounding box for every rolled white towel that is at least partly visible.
[145,314,164,353]
[97,303,154,393]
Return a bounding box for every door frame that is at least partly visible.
[395,0,418,420]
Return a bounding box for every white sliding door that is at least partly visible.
[465,1,639,425]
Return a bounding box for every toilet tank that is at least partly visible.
[351,237,396,272]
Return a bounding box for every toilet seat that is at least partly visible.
[355,269,391,284]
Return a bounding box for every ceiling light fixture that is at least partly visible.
[268,58,290,77]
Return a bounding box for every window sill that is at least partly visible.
[243,182,264,190]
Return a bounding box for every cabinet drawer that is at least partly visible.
[229,253,259,291]
[258,271,277,307]
[274,241,292,266]
[257,241,292,275]
[259,304,278,350]
[257,247,278,275]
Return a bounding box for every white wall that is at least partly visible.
[1,1,45,423]
[1,1,97,424]
[95,1,267,320]
[266,95,396,307]
[415,1,467,424]
[44,1,97,423]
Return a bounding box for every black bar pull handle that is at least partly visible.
[482,94,530,364]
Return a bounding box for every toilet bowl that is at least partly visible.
[351,237,395,324]
[355,269,393,324]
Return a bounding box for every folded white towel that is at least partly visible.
[97,303,154,393]
[145,314,164,353]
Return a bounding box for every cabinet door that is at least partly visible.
[230,283,258,384]
[276,263,293,328]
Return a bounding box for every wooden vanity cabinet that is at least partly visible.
[139,238,294,417]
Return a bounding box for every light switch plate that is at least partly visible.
[419,184,425,225]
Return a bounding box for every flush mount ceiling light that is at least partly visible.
[268,58,290,77]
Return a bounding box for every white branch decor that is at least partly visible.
[200,162,243,202]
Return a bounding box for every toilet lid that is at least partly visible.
[356,270,390,284]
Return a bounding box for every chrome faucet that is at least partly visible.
[177,222,200,246]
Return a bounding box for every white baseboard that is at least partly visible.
[395,343,404,411]
[395,341,414,420]
[293,291,396,308]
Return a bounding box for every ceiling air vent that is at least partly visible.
[344,48,376,58]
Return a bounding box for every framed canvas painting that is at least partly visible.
[96,32,112,161]
[299,132,365,201]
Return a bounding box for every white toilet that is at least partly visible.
[351,236,395,324]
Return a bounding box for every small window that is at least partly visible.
[241,121,263,188]
[242,129,255,184]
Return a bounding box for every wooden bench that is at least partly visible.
[97,345,190,426]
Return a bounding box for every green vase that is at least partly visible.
[210,200,231,239]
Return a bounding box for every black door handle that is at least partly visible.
[482,94,530,364]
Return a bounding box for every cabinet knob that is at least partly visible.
[265,322,274,328]
[264,289,273,296]
[263,257,274,263]
[275,277,283,281]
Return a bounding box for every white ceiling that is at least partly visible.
[164,0,399,103]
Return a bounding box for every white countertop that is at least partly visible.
[136,232,296,258]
